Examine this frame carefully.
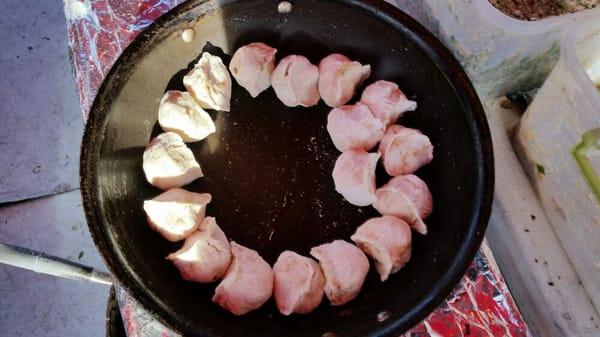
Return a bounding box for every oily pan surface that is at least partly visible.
[81,0,492,336]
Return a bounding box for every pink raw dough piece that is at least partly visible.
[360,80,417,125]
[212,242,274,315]
[332,149,380,207]
[318,53,371,107]
[378,125,433,176]
[310,240,369,306]
[271,55,320,107]
[142,132,203,190]
[373,175,433,235]
[143,188,211,242]
[326,103,385,152]
[167,217,231,283]
[229,42,277,98]
[273,251,325,315]
[158,90,216,142]
[351,216,412,281]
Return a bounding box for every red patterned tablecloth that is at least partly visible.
[63,1,530,336]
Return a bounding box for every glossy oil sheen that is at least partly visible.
[80,0,494,336]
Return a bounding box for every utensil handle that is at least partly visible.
[0,242,112,286]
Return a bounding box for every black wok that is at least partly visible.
[80,0,494,336]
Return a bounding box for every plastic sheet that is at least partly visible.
[515,20,600,312]
[395,0,600,100]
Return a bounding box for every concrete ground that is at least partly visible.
[0,0,109,336]
[0,0,83,203]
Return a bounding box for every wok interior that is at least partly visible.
[90,1,488,336]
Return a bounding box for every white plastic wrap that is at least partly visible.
[395,0,600,99]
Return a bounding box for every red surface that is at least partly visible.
[64,1,530,336]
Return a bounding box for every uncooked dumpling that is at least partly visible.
[326,103,385,152]
[351,216,412,281]
[167,217,231,282]
[158,90,216,142]
[183,52,232,111]
[360,80,416,125]
[143,188,211,241]
[271,55,320,107]
[273,251,325,315]
[142,132,203,190]
[373,175,433,235]
[318,54,371,107]
[310,240,369,306]
[212,242,274,315]
[332,149,380,206]
[378,125,433,176]
[229,42,277,98]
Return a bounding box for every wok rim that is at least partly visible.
[80,0,495,335]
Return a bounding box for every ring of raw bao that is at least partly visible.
[141,41,434,316]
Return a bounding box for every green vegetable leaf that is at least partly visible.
[536,164,546,175]
[572,128,600,203]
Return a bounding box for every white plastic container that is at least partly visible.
[394,0,600,99]
[515,20,600,311]
[486,98,599,337]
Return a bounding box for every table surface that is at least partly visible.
[63,0,530,336]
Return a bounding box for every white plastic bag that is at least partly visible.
[394,0,600,99]
[515,20,600,311]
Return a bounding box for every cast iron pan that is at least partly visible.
[81,0,494,336]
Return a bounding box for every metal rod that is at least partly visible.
[0,242,112,286]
